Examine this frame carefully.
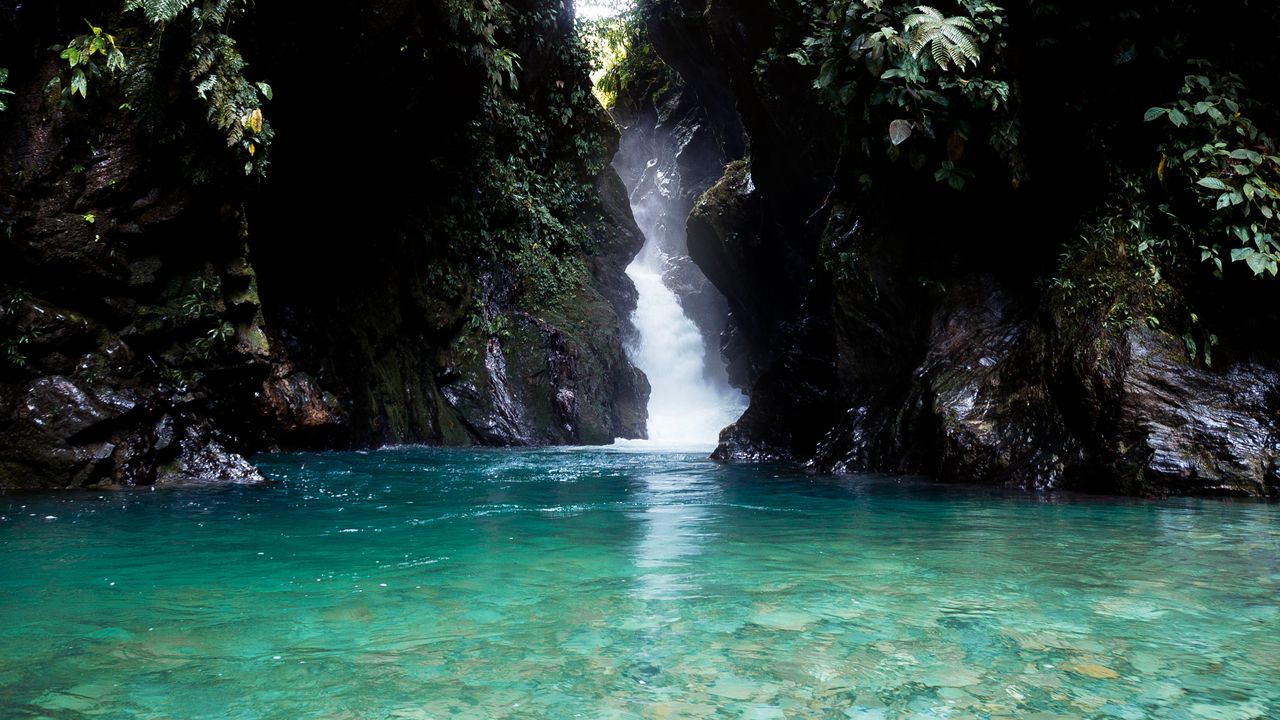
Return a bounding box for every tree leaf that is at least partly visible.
[889,119,912,145]
[1167,108,1189,127]
[70,69,87,98]
[1245,250,1269,276]
[1143,107,1167,122]
[1230,148,1263,163]
[1197,177,1227,190]
[815,59,838,90]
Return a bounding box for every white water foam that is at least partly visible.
[621,240,745,448]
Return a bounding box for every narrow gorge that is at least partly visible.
[2,2,1279,718]
[4,0,1280,496]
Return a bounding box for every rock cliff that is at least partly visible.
[643,0,1280,496]
[0,1,648,489]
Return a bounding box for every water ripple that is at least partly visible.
[0,446,1276,719]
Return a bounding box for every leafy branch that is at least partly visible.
[49,1,273,176]
[1146,71,1280,277]
[790,0,1018,190]
[52,20,127,100]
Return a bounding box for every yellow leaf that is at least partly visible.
[249,108,264,134]
[1156,154,1167,182]
[248,143,256,157]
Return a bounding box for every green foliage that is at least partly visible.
[1146,71,1280,278]
[1052,174,1225,365]
[0,68,16,112]
[124,0,196,23]
[579,4,671,110]
[443,0,522,92]
[50,1,272,176]
[189,321,233,360]
[431,5,613,313]
[465,298,512,340]
[1,291,34,369]
[184,5,274,173]
[511,240,590,311]
[1053,177,1172,328]
[158,366,203,390]
[789,0,1019,189]
[903,6,981,71]
[51,21,127,100]
[179,276,221,320]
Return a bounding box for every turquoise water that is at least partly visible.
[1,447,1278,719]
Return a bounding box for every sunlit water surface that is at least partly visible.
[1,447,1278,719]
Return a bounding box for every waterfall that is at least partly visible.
[619,160,746,447]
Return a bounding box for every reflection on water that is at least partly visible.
[630,471,717,604]
[0,446,1277,719]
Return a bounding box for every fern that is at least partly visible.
[124,0,197,23]
[904,6,981,71]
[119,0,272,174]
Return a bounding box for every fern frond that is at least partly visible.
[904,7,983,71]
[931,41,950,70]
[903,6,944,27]
[125,0,197,23]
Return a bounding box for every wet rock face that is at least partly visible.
[641,0,837,392]
[711,316,841,463]
[908,286,1280,495]
[437,268,648,447]
[686,161,812,389]
[0,376,265,489]
[715,260,1280,496]
[260,367,345,449]
[1110,330,1280,495]
[0,50,284,488]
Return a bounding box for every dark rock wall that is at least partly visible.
[0,1,648,489]
[243,0,648,450]
[647,0,1280,496]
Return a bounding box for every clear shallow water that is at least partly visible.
[0,447,1277,720]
